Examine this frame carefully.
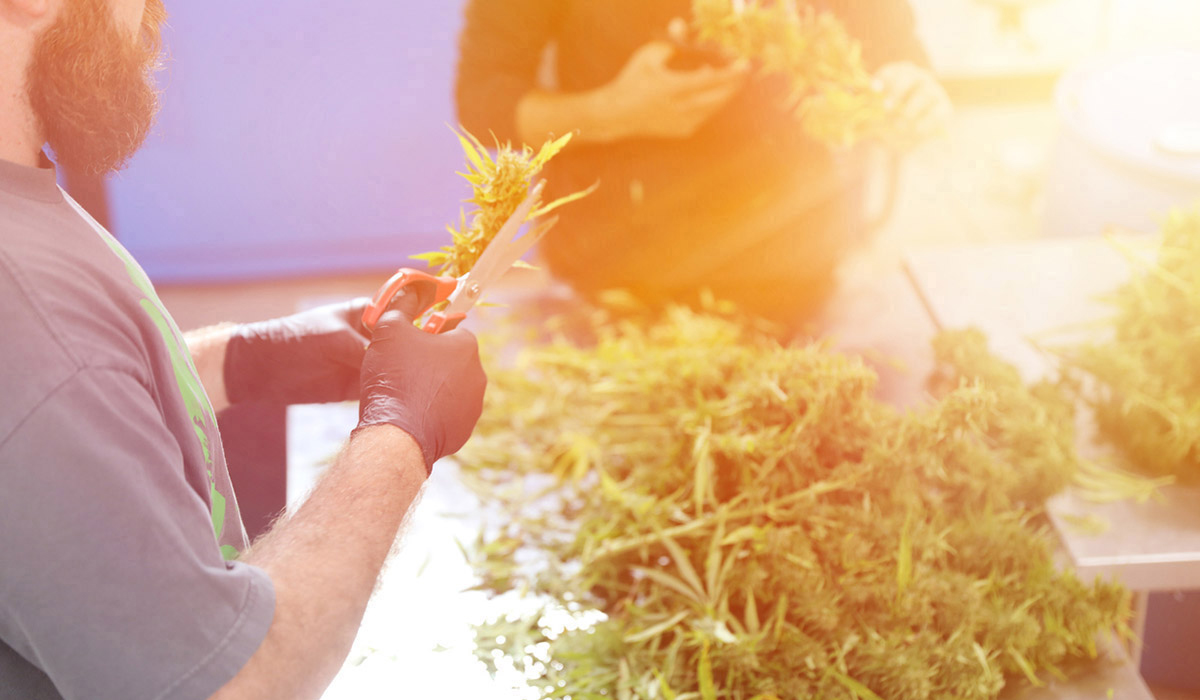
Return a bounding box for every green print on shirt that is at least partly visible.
[138,299,214,460]
[88,222,238,559]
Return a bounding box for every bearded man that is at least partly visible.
[0,1,489,699]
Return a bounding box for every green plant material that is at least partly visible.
[689,0,888,147]
[1072,458,1171,504]
[930,328,1168,507]
[459,304,1130,700]
[410,128,593,279]
[1055,208,1200,480]
[929,328,1081,505]
[1060,513,1111,537]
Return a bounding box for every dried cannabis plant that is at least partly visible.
[411,128,592,279]
[690,0,888,147]
[1058,208,1200,480]
[933,328,1170,503]
[457,305,1130,700]
[929,328,1081,504]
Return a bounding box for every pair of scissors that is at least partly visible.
[362,183,555,334]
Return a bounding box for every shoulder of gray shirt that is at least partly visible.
[0,195,154,448]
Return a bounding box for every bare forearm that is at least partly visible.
[514,43,749,145]
[211,425,426,700]
[184,323,235,413]
[516,87,628,146]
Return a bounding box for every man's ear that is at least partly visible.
[0,0,55,26]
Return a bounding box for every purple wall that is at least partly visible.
[109,2,472,282]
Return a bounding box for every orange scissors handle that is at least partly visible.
[420,309,469,334]
[361,268,463,334]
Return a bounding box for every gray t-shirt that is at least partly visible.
[0,157,275,700]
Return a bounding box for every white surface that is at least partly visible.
[1044,51,1200,241]
[910,0,1106,77]
[909,0,1200,79]
[286,404,535,699]
[285,403,356,507]
[905,235,1139,382]
[1061,50,1200,183]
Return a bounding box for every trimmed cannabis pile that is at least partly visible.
[412,129,591,279]
[932,328,1168,504]
[458,305,1129,700]
[929,328,1081,504]
[1055,208,1200,480]
[690,0,888,147]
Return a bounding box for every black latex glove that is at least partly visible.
[355,286,487,473]
[224,299,372,406]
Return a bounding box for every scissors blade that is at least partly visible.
[467,183,544,285]
[441,184,556,315]
[442,215,557,316]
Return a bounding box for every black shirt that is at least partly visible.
[456,0,928,320]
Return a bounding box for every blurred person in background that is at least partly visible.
[457,0,952,326]
[0,0,487,698]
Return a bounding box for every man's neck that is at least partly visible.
[0,35,44,168]
[0,94,43,168]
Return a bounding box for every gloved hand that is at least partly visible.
[355,285,487,473]
[223,299,372,406]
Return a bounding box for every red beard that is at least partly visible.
[27,0,167,175]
